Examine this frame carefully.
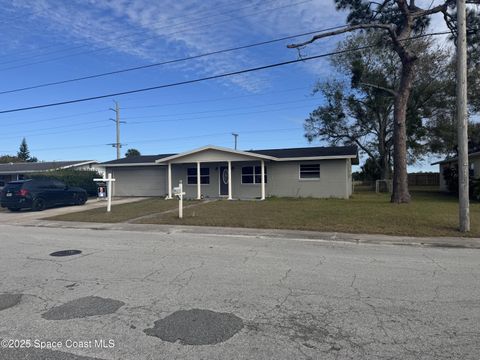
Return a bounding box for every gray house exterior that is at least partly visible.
[101,145,358,199]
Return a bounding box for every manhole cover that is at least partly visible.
[50,250,82,257]
[144,308,244,345]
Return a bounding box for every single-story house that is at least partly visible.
[432,151,480,191]
[100,145,359,199]
[0,160,99,188]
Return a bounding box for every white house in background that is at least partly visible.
[0,160,99,188]
[100,145,359,199]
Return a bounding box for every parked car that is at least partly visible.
[0,179,87,211]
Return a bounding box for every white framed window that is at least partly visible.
[187,167,210,185]
[241,166,267,184]
[299,164,320,179]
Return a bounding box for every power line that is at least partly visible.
[0,50,362,114]
[121,86,309,109]
[0,86,310,127]
[0,31,454,115]
[0,0,269,62]
[0,26,346,95]
[0,102,315,140]
[0,0,312,72]
[124,98,319,120]
[2,127,302,153]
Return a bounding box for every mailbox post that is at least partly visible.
[93,173,116,212]
[173,180,186,219]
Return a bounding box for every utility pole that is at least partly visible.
[232,133,238,150]
[109,101,126,159]
[457,0,470,232]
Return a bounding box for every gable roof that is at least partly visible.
[0,160,97,174]
[101,145,359,166]
[156,145,276,163]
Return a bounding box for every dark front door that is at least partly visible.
[219,166,229,196]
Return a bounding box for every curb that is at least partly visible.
[17,220,480,249]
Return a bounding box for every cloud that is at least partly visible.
[2,0,351,92]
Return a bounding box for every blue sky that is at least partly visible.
[0,0,450,171]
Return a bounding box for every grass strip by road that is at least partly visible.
[133,191,479,238]
[46,191,479,237]
[47,198,194,223]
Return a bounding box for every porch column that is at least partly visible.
[197,161,201,200]
[167,162,172,199]
[261,160,265,200]
[228,161,232,200]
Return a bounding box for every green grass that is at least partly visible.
[134,191,479,238]
[46,191,480,238]
[47,198,193,223]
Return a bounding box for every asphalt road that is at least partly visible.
[0,224,479,359]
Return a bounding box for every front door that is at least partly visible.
[219,166,229,196]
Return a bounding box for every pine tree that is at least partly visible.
[17,138,30,161]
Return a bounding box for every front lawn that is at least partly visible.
[47,198,193,223]
[134,191,479,237]
[47,191,480,237]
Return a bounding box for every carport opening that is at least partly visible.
[50,250,82,257]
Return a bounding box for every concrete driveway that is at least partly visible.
[0,224,479,359]
[0,198,146,225]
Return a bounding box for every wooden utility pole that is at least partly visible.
[457,0,470,232]
[109,101,125,160]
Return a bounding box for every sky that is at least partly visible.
[0,0,454,171]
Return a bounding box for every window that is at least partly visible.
[187,167,210,185]
[242,166,267,184]
[299,164,320,179]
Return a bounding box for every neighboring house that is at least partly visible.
[100,145,359,199]
[432,151,480,191]
[0,160,99,188]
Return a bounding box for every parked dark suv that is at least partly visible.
[0,179,87,211]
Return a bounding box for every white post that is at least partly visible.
[179,181,183,219]
[261,160,265,200]
[197,161,201,200]
[107,173,113,212]
[228,161,232,200]
[167,162,172,199]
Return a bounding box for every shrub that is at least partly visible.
[28,169,102,196]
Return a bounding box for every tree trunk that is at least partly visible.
[391,58,415,203]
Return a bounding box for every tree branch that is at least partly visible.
[359,81,398,96]
[287,23,396,49]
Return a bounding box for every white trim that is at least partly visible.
[58,160,98,169]
[261,160,265,200]
[276,155,357,162]
[197,162,201,200]
[228,161,232,200]
[167,162,172,199]
[103,163,165,167]
[155,145,276,163]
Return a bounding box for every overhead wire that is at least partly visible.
[0,0,312,72]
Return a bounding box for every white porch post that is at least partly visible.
[228,161,232,200]
[196,161,201,200]
[261,160,265,200]
[167,162,172,199]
